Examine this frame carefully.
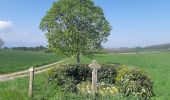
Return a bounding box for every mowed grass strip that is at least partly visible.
[0,50,65,74]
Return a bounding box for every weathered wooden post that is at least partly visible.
[29,67,34,98]
[88,60,101,94]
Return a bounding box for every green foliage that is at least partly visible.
[115,65,154,99]
[0,50,65,74]
[98,64,119,84]
[48,64,91,92]
[48,64,118,93]
[48,63,154,99]
[40,0,111,63]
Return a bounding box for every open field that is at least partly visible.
[0,50,65,74]
[0,51,170,99]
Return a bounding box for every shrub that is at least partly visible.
[98,64,119,84]
[47,64,118,93]
[115,65,154,99]
[48,64,154,99]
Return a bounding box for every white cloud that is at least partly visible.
[0,31,47,47]
[0,20,47,47]
[0,20,13,30]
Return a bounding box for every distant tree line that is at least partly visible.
[105,43,170,53]
[144,43,170,50]
[4,46,47,51]
[105,47,143,53]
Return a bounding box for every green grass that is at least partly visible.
[1,51,170,99]
[65,52,170,99]
[0,50,65,74]
[0,72,132,100]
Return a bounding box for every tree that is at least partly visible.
[0,38,4,49]
[40,0,111,63]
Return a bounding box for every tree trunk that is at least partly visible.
[76,53,80,64]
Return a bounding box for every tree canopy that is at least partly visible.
[40,0,111,63]
[0,38,4,48]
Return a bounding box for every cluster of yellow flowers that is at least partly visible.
[77,81,118,95]
[77,81,92,94]
[98,82,118,95]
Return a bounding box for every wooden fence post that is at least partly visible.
[29,67,34,98]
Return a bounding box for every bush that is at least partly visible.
[47,64,118,93]
[48,64,154,99]
[98,64,119,84]
[115,65,154,99]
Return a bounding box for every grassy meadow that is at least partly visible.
[0,51,170,99]
[0,50,65,74]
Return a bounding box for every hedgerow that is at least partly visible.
[47,64,154,99]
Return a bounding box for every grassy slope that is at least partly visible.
[0,50,65,74]
[0,52,170,99]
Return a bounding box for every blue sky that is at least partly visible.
[0,0,170,48]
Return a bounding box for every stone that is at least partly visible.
[88,60,101,94]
